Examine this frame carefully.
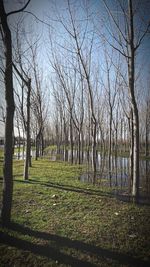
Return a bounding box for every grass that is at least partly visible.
[0,150,150,266]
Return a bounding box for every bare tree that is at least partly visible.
[52,81,69,161]
[29,43,48,160]
[103,49,119,185]
[0,0,30,225]
[101,0,150,201]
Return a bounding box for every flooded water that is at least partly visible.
[14,150,36,160]
[48,149,150,197]
[14,148,150,198]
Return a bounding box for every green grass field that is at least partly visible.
[0,150,150,266]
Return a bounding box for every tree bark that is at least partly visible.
[92,118,97,183]
[128,0,139,201]
[24,79,31,180]
[0,1,15,225]
[108,109,112,186]
[145,102,149,157]
[70,117,74,164]
[129,111,134,193]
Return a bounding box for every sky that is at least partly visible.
[0,0,150,136]
[3,0,149,69]
[3,1,150,72]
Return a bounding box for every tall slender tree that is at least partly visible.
[0,0,30,225]
[101,0,150,201]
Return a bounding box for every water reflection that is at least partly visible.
[14,148,150,198]
[14,150,36,160]
[52,149,150,197]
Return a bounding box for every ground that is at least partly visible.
[0,155,150,267]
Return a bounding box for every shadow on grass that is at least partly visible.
[14,178,150,205]
[0,222,149,267]
[14,178,117,198]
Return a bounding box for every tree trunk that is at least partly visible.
[41,132,44,156]
[24,79,31,180]
[145,111,149,157]
[78,131,81,164]
[0,1,15,225]
[132,105,139,200]
[64,120,69,161]
[108,110,112,186]
[81,130,84,163]
[35,136,39,160]
[129,111,134,193]
[70,117,74,164]
[17,124,21,160]
[128,0,139,202]
[92,118,97,183]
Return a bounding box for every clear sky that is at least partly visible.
[0,0,150,136]
[4,0,149,74]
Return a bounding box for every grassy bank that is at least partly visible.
[0,156,150,267]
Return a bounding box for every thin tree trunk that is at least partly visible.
[78,131,81,164]
[109,110,112,186]
[81,130,84,163]
[70,117,73,164]
[129,111,134,193]
[35,136,39,160]
[64,120,68,161]
[41,132,44,156]
[145,111,149,157]
[17,125,21,160]
[132,106,139,200]
[128,0,139,202]
[24,79,31,180]
[0,1,15,225]
[92,119,97,183]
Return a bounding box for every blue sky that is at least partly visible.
[4,0,150,74]
[0,0,150,136]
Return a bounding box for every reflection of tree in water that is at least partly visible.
[14,147,149,198]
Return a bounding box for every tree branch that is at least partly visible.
[7,0,31,17]
[135,21,150,51]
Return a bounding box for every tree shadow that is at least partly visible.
[14,178,117,198]
[116,193,150,206]
[13,178,150,205]
[0,222,149,267]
